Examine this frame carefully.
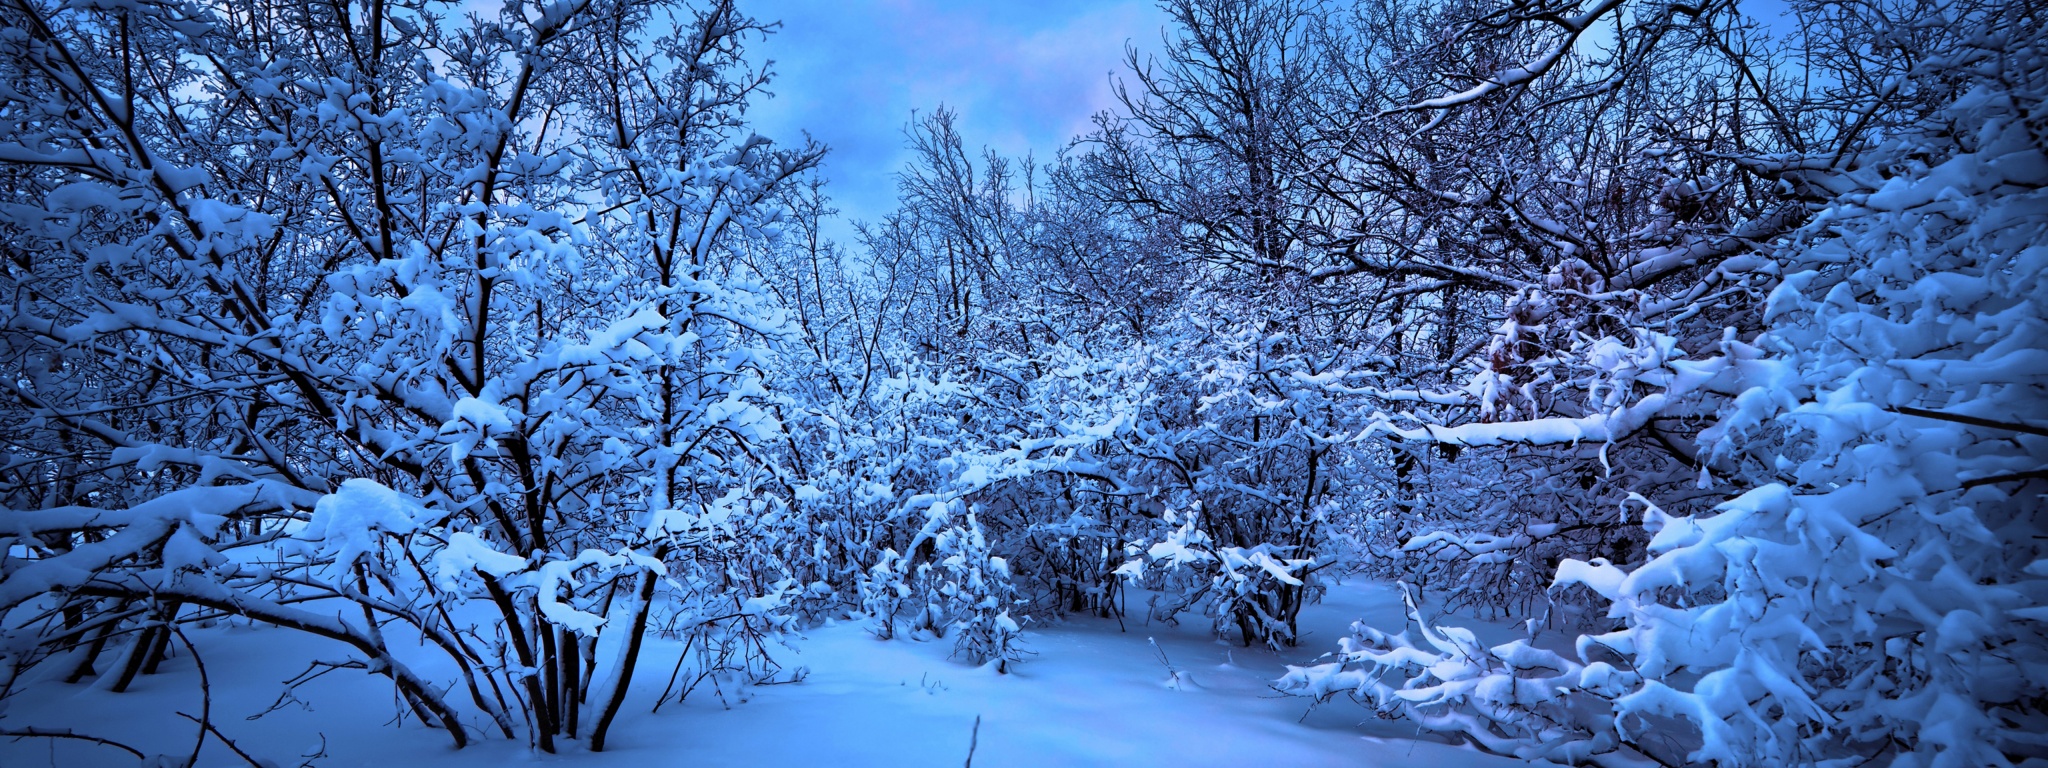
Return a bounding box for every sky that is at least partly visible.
[743,1,1172,242]
[736,0,1801,244]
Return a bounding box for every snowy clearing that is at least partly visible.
[2,581,1522,768]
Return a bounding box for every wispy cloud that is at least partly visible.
[745,0,1168,233]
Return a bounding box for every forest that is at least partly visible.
[0,0,2043,765]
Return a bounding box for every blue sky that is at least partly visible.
[745,1,1171,240]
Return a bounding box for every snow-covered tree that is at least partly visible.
[1,0,819,753]
[1279,1,2047,764]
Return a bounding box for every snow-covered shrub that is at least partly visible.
[1053,316,1363,649]
[1373,322,1694,623]
[826,106,1380,648]
[785,490,1029,669]
[854,501,1027,669]
[1277,584,1621,762]
[859,548,913,640]
[1120,507,1319,650]
[925,510,1027,671]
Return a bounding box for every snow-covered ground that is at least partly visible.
[2,580,1526,767]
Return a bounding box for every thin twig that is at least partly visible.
[0,728,147,760]
[964,714,981,768]
[1889,405,2048,438]
[176,713,268,768]
[170,625,270,768]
